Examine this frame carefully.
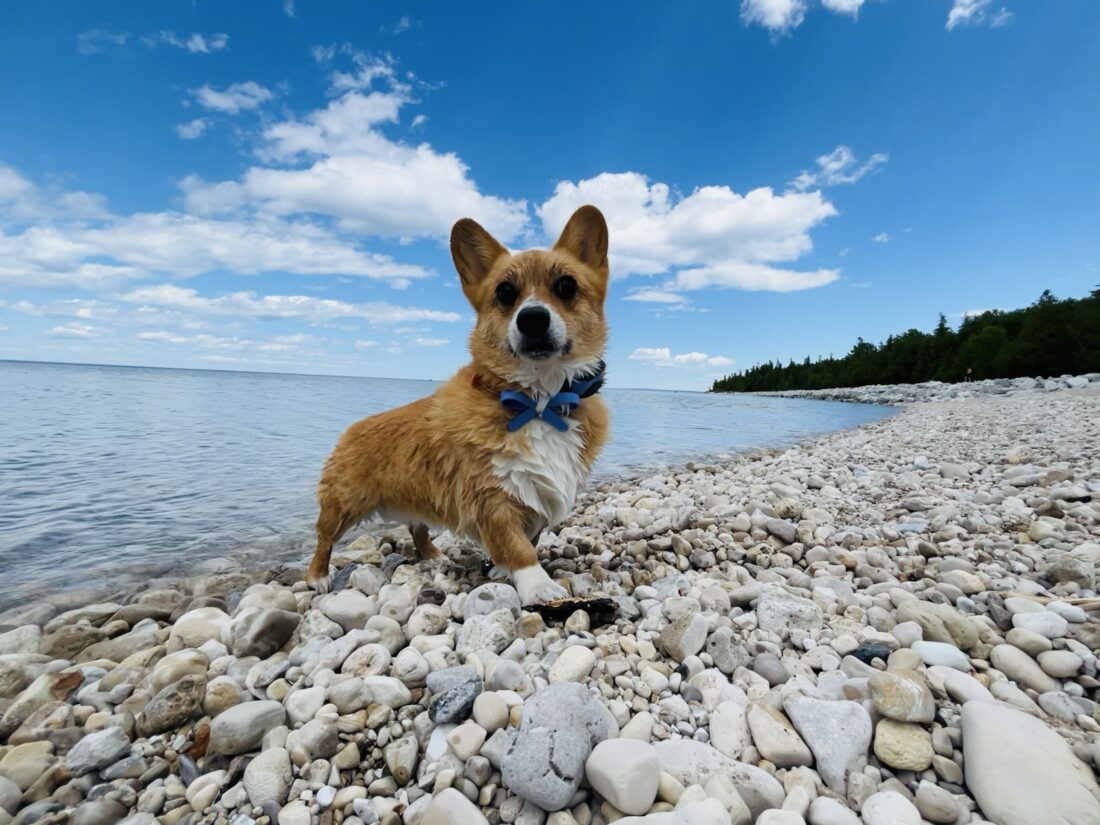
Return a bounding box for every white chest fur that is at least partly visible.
[492,419,588,528]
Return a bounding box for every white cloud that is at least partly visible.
[354,339,379,349]
[77,28,129,55]
[410,114,428,130]
[740,0,807,33]
[628,347,735,369]
[0,322,7,332]
[181,53,528,241]
[117,285,461,325]
[947,0,1014,30]
[538,172,837,295]
[137,330,315,354]
[283,0,295,18]
[50,322,102,338]
[623,289,688,304]
[821,0,864,16]
[873,232,891,243]
[413,337,449,347]
[144,31,229,53]
[0,167,431,289]
[961,307,996,318]
[191,82,273,114]
[668,261,839,293]
[789,145,888,191]
[176,118,209,140]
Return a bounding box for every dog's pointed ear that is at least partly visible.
[554,205,608,277]
[451,218,508,297]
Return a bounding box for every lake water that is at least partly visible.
[0,360,893,608]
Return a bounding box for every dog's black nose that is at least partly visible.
[516,304,551,337]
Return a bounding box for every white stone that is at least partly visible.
[962,701,1100,825]
[549,646,596,683]
[585,738,660,816]
[911,641,970,670]
[860,791,920,825]
[807,797,860,825]
[709,700,750,760]
[1012,611,1069,639]
[421,787,489,825]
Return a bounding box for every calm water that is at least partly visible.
[0,361,893,608]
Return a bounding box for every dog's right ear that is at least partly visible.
[451,218,508,301]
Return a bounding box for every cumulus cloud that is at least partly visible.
[947,0,1014,30]
[740,0,807,33]
[789,145,888,191]
[628,347,735,368]
[190,82,273,114]
[117,285,461,325]
[538,171,838,296]
[873,232,891,243]
[176,118,209,140]
[0,165,431,289]
[137,330,318,355]
[181,53,527,241]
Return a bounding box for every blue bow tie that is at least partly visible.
[500,367,604,432]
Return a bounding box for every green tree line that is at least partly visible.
[711,288,1100,393]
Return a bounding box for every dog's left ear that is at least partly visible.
[451,218,509,301]
[554,205,609,279]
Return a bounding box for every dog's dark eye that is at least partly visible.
[552,275,577,301]
[495,281,518,307]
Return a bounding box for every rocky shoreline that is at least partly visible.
[2,380,1099,825]
[754,372,1100,404]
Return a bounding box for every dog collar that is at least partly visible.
[500,361,605,432]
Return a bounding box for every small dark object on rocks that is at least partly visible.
[417,586,445,606]
[330,563,359,592]
[525,596,618,625]
[852,642,892,665]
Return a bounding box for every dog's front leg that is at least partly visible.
[479,513,568,606]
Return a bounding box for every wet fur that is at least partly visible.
[307,206,610,602]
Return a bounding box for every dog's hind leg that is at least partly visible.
[307,498,358,594]
[409,523,442,560]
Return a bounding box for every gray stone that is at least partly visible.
[208,700,287,755]
[427,665,483,723]
[66,727,131,776]
[457,609,516,658]
[244,747,291,807]
[501,682,611,810]
[757,585,823,637]
[651,738,785,817]
[229,608,301,658]
[464,583,522,620]
[659,613,708,661]
[138,673,205,736]
[784,696,871,794]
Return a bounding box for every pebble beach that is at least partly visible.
[2,376,1099,825]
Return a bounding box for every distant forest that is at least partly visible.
[710,288,1100,393]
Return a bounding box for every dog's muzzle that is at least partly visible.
[511,300,567,359]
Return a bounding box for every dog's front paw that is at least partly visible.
[512,565,568,606]
[306,570,332,595]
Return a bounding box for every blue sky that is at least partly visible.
[1,0,1097,390]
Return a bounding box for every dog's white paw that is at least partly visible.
[512,565,568,605]
[307,571,331,595]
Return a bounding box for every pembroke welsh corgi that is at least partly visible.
[306,205,610,605]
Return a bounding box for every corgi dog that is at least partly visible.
[306,205,610,605]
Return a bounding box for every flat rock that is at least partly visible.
[501,682,612,810]
[962,701,1100,825]
[757,585,823,637]
[208,700,286,755]
[784,696,871,794]
[66,726,131,776]
[652,738,784,816]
